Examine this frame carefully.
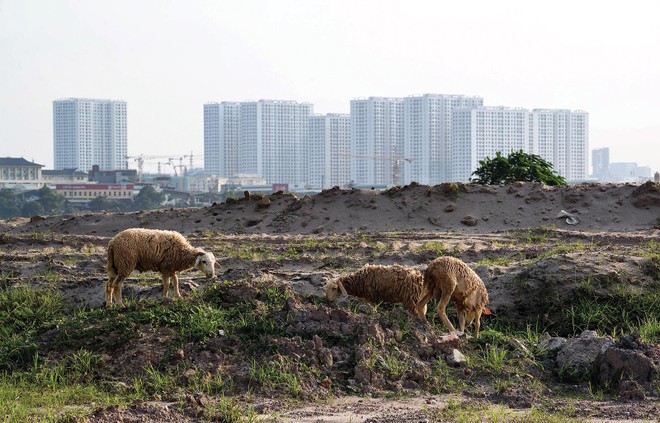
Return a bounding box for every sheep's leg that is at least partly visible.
[162,273,170,298]
[474,310,483,338]
[457,308,466,333]
[113,277,126,307]
[172,273,182,298]
[416,289,434,321]
[105,277,116,308]
[436,293,456,334]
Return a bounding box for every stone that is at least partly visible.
[461,215,478,226]
[618,380,646,401]
[595,347,656,387]
[555,330,614,379]
[445,349,467,367]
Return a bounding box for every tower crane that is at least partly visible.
[125,155,175,180]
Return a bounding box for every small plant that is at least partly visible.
[423,241,445,255]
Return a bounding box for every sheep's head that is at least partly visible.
[195,252,220,279]
[324,279,348,301]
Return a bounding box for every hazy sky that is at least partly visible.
[1,0,659,174]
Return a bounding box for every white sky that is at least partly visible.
[1,0,659,174]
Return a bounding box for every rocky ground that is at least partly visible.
[1,182,659,422]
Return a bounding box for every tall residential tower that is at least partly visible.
[204,100,313,187]
[403,94,483,185]
[350,97,404,187]
[53,98,127,171]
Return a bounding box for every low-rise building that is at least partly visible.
[42,168,88,185]
[55,184,135,203]
[0,157,45,190]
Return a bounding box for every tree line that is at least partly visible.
[0,185,167,219]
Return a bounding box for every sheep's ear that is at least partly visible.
[482,306,492,315]
[338,281,348,296]
[195,253,204,266]
[214,260,221,269]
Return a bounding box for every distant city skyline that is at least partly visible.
[1,1,658,174]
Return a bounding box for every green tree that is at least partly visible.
[21,201,45,217]
[471,150,567,186]
[0,189,21,219]
[133,185,166,211]
[88,196,112,212]
[36,186,65,215]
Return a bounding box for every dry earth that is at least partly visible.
[1,181,659,422]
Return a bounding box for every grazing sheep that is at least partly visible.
[106,228,220,307]
[418,256,491,337]
[324,264,426,318]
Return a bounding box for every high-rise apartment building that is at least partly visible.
[452,107,530,182]
[53,98,127,171]
[592,147,609,180]
[453,107,589,183]
[403,94,483,185]
[350,97,404,186]
[204,100,312,187]
[529,109,589,182]
[308,114,351,189]
[203,102,240,177]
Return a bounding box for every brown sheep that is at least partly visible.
[106,228,220,307]
[418,256,491,337]
[324,264,426,318]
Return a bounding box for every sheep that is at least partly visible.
[324,264,426,318]
[418,256,491,338]
[106,228,220,307]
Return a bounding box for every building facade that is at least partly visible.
[350,97,404,186]
[529,109,589,182]
[403,94,483,185]
[308,114,351,189]
[53,98,127,171]
[592,147,610,180]
[452,107,530,182]
[452,107,589,183]
[55,183,134,203]
[203,102,240,177]
[204,100,312,188]
[0,157,44,189]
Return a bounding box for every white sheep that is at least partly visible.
[418,256,491,337]
[324,264,426,318]
[105,228,220,307]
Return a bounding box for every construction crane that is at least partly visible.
[338,152,414,186]
[125,155,174,180]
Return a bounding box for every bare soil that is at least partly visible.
[1,182,659,422]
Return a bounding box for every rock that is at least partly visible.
[318,348,334,367]
[444,204,456,212]
[445,349,467,367]
[354,365,372,385]
[618,380,646,401]
[538,337,567,356]
[256,196,271,209]
[555,330,614,380]
[461,215,478,226]
[594,347,656,387]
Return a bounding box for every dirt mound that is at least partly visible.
[1,182,658,238]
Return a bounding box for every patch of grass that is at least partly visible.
[0,287,67,371]
[477,254,520,266]
[422,241,445,256]
[202,395,259,422]
[248,357,315,397]
[475,344,508,374]
[426,397,579,422]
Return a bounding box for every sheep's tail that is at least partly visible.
[106,244,117,277]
